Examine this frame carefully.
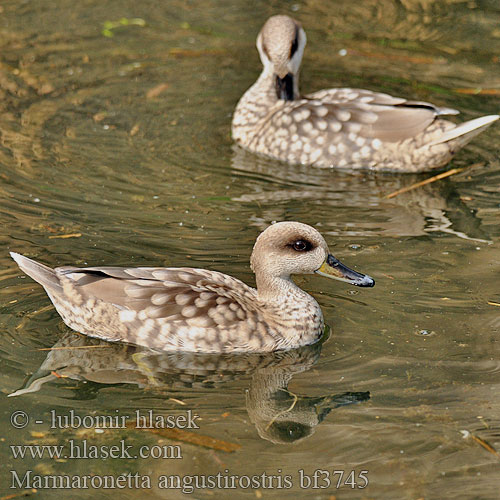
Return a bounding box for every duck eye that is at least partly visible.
[292,240,311,252]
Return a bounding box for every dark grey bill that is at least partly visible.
[275,73,294,101]
[327,254,375,287]
[314,254,375,287]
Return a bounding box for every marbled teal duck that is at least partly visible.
[11,222,374,353]
[232,15,498,172]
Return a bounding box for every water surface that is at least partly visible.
[0,0,499,498]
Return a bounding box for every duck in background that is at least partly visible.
[232,15,498,172]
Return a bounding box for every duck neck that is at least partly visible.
[253,270,324,348]
[233,68,300,130]
[232,68,300,144]
[255,272,310,305]
[250,67,300,102]
[249,68,281,102]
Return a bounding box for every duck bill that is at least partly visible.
[275,73,295,101]
[315,254,375,287]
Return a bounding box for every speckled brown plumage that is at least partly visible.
[11,222,374,353]
[232,15,499,172]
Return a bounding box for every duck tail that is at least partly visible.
[427,114,499,147]
[10,252,62,294]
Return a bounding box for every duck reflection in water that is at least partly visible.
[10,331,370,444]
[231,147,492,244]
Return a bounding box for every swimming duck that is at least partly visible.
[10,222,374,353]
[232,15,499,172]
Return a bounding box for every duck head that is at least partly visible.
[250,221,375,288]
[256,15,306,101]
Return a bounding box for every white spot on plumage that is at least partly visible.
[302,121,313,133]
[348,123,361,133]
[360,145,371,157]
[182,305,198,318]
[315,106,328,117]
[187,315,212,328]
[337,110,351,122]
[362,112,378,124]
[211,312,226,326]
[175,294,191,306]
[151,293,170,305]
[224,310,237,322]
[330,121,341,132]
[294,109,311,121]
[317,120,327,131]
[310,149,322,163]
[119,309,136,322]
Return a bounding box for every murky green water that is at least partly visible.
[1,0,499,498]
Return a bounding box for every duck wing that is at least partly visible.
[285,88,459,143]
[57,266,258,329]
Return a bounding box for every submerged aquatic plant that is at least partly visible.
[102,18,146,38]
